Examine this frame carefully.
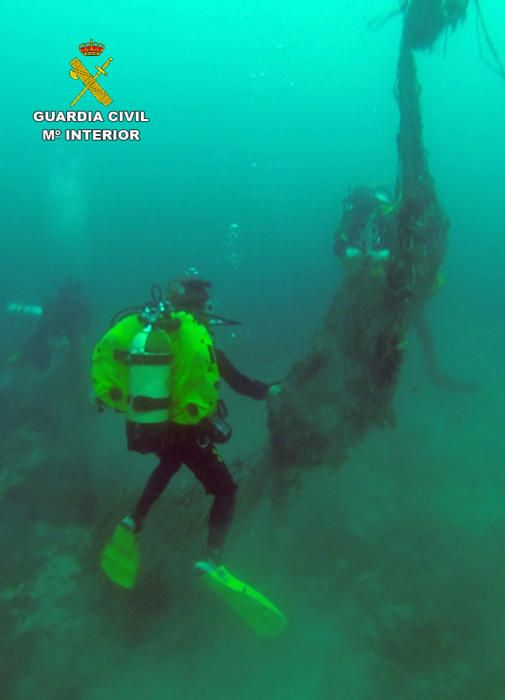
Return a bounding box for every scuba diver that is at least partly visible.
[334,185,475,393]
[93,277,278,583]
[8,278,92,371]
[0,278,92,438]
[333,185,397,263]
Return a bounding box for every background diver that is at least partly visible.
[334,184,476,393]
[8,277,92,372]
[333,184,397,263]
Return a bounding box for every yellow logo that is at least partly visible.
[32,40,150,142]
[69,40,113,108]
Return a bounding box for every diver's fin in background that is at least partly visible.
[195,562,287,638]
[100,525,140,590]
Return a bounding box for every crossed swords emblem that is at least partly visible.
[69,57,113,107]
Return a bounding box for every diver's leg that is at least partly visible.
[185,439,238,561]
[131,449,182,531]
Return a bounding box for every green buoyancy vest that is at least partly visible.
[91,311,220,425]
[92,313,144,413]
[169,311,219,425]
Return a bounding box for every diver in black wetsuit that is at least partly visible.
[334,186,475,394]
[333,185,397,263]
[23,278,92,371]
[125,277,278,564]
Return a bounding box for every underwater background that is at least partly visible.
[1,1,505,698]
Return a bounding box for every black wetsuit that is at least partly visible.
[132,349,269,556]
[24,281,92,371]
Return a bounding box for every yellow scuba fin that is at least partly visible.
[196,562,287,638]
[100,524,140,590]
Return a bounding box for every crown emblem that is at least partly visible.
[78,38,105,57]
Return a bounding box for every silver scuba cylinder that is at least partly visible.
[126,324,172,453]
[6,302,44,317]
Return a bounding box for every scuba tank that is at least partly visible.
[6,302,43,317]
[125,302,177,454]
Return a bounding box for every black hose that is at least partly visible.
[150,284,163,304]
[190,309,244,327]
[108,306,142,328]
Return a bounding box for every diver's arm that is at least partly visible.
[216,348,270,400]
